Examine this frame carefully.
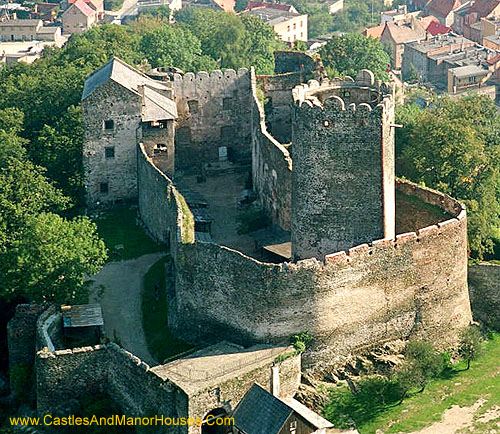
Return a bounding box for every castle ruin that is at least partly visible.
[26,54,473,432]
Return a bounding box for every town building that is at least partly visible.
[181,0,234,13]
[325,0,343,15]
[426,0,461,26]
[0,18,61,42]
[241,2,307,43]
[380,18,427,68]
[403,33,500,98]
[62,0,98,34]
[455,0,500,41]
[33,2,59,22]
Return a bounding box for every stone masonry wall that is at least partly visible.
[291,75,395,260]
[7,304,46,369]
[468,263,500,329]
[172,69,253,171]
[137,143,185,247]
[83,80,142,208]
[256,72,303,144]
[172,180,471,374]
[35,307,300,434]
[251,69,293,230]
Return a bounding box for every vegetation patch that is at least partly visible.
[323,331,500,434]
[93,207,163,261]
[142,256,192,363]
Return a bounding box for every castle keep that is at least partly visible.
[25,54,473,432]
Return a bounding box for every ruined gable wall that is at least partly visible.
[172,69,252,170]
[137,143,185,249]
[251,69,292,230]
[172,180,471,374]
[83,80,142,208]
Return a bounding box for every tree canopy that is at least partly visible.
[396,95,500,259]
[319,33,390,80]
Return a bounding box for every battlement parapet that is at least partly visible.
[292,69,394,111]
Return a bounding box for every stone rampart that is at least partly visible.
[172,69,253,170]
[251,69,292,230]
[172,179,471,374]
[35,310,300,433]
[468,263,500,329]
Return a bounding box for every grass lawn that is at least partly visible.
[92,207,164,261]
[324,333,500,433]
[142,256,192,363]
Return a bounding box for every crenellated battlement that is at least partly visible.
[292,69,394,113]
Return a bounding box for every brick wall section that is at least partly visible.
[468,263,500,329]
[251,69,293,230]
[291,75,395,260]
[83,80,142,208]
[7,304,46,369]
[172,180,471,374]
[172,69,253,170]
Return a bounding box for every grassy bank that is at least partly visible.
[323,333,500,433]
[92,207,163,261]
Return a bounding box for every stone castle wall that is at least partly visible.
[172,69,253,170]
[468,263,500,329]
[291,75,395,260]
[172,180,471,373]
[251,70,293,230]
[137,143,185,247]
[7,304,46,370]
[83,80,142,208]
[35,307,300,434]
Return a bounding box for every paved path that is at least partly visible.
[89,253,165,366]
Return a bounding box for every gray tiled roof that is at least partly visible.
[82,57,169,101]
[233,384,292,434]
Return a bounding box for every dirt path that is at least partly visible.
[89,253,165,366]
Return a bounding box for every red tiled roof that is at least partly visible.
[470,0,500,17]
[487,53,500,64]
[72,0,95,17]
[363,24,385,40]
[246,1,295,12]
[425,19,452,34]
[427,0,461,19]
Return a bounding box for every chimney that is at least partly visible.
[271,365,280,397]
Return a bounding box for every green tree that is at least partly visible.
[5,213,107,303]
[398,95,500,258]
[396,340,443,402]
[459,326,482,370]
[319,33,390,81]
[140,24,216,71]
[31,105,85,206]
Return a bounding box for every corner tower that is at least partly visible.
[291,70,395,261]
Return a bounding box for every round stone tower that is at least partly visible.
[291,70,396,261]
